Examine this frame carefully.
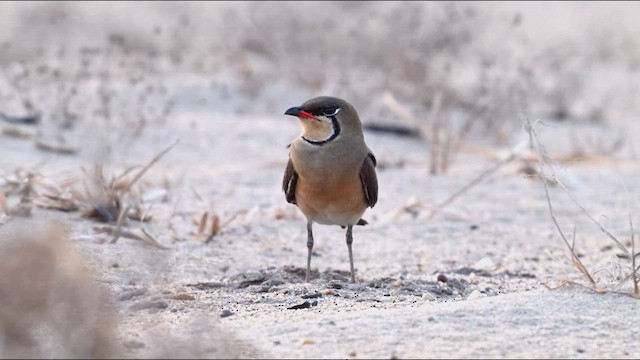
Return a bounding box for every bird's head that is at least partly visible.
[284,96,362,145]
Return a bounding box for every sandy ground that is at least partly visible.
[2,107,640,358]
[2,2,640,358]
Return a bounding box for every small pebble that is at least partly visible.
[348,350,357,357]
[220,309,234,318]
[321,289,337,296]
[474,257,495,271]
[288,301,312,310]
[129,300,168,312]
[302,339,315,345]
[437,274,448,283]
[170,293,195,301]
[301,292,322,299]
[118,288,148,301]
[422,292,435,301]
[467,290,482,301]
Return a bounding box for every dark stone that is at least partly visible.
[220,309,234,318]
[288,301,313,310]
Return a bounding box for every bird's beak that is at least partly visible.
[285,106,316,120]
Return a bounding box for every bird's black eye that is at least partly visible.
[323,106,339,116]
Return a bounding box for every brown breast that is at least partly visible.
[294,170,368,226]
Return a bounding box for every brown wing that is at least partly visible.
[360,152,378,208]
[282,157,298,205]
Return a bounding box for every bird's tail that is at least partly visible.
[340,219,369,229]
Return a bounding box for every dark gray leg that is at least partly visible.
[346,225,355,283]
[306,221,314,282]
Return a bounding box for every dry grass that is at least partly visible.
[0,220,258,358]
[382,91,485,175]
[1,3,638,150]
[0,220,119,358]
[81,139,178,223]
[189,186,238,245]
[526,117,639,297]
[0,140,179,250]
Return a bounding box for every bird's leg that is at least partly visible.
[346,225,355,283]
[306,221,314,282]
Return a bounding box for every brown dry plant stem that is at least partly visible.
[83,139,179,223]
[0,189,8,214]
[118,139,180,195]
[630,211,638,295]
[94,225,167,250]
[428,92,444,175]
[525,118,599,290]
[108,205,130,244]
[195,211,238,244]
[624,184,638,296]
[527,121,639,293]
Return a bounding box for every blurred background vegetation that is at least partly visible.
[1,1,639,152]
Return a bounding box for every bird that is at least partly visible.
[282,96,378,283]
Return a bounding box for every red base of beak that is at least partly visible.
[285,107,316,120]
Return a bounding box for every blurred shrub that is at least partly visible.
[1,2,639,137]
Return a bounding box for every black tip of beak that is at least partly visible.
[284,107,301,117]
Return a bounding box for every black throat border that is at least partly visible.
[301,116,341,146]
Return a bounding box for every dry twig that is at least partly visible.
[118,139,179,195]
[35,139,77,154]
[194,211,238,244]
[82,140,179,223]
[94,225,167,250]
[108,205,130,244]
[523,118,640,294]
[0,189,8,213]
[624,184,639,296]
[525,117,600,290]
